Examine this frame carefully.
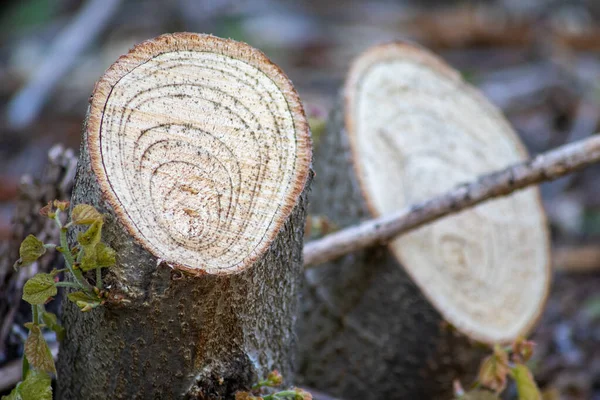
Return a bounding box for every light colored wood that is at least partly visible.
[87,33,311,275]
[57,33,311,399]
[333,42,550,344]
[303,135,600,269]
[299,42,555,399]
[298,93,485,400]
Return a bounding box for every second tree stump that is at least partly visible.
[298,42,550,399]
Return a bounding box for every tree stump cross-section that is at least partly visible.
[298,42,550,400]
[88,33,311,275]
[346,43,550,343]
[57,33,311,400]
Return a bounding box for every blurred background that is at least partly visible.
[0,0,599,398]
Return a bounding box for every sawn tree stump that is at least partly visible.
[57,33,312,399]
[298,42,550,399]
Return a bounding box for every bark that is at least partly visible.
[56,33,312,399]
[297,103,484,400]
[298,40,549,400]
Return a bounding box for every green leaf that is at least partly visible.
[253,370,284,390]
[41,312,65,341]
[77,220,103,247]
[40,311,56,327]
[22,274,56,305]
[1,383,22,400]
[52,200,69,212]
[71,204,102,225]
[263,388,312,400]
[79,242,116,271]
[20,370,52,400]
[460,389,501,400]
[95,242,116,268]
[67,291,102,312]
[478,345,509,393]
[24,324,55,374]
[67,291,95,303]
[511,364,541,400]
[79,245,98,272]
[18,235,46,266]
[22,353,29,384]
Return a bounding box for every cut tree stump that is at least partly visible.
[57,33,312,399]
[298,42,551,399]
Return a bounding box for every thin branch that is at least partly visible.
[304,135,600,267]
[554,245,600,273]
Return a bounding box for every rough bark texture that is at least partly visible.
[57,124,310,399]
[56,33,312,399]
[297,103,484,400]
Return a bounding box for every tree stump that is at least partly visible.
[298,42,550,399]
[57,33,312,399]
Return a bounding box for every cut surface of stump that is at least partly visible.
[88,33,311,274]
[346,43,550,343]
[58,33,311,399]
[298,42,550,400]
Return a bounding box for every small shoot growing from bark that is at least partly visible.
[454,338,542,400]
[235,370,313,400]
[15,235,47,269]
[3,201,117,400]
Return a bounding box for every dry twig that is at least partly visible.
[304,134,600,267]
[554,245,600,273]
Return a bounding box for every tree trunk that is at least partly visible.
[298,103,483,400]
[57,33,312,400]
[297,42,550,399]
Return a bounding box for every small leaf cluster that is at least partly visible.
[2,371,52,400]
[3,202,117,400]
[235,370,312,400]
[454,337,542,400]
